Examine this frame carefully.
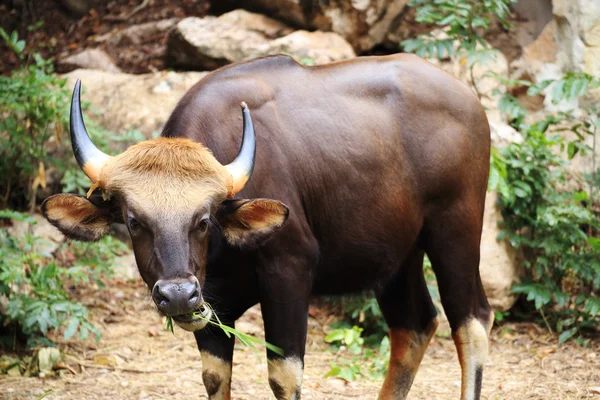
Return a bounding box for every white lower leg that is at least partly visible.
[453,317,492,400]
[378,317,439,400]
[268,357,303,400]
[200,351,232,400]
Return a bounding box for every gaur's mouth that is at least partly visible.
[171,303,213,332]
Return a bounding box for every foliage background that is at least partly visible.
[0,0,598,384]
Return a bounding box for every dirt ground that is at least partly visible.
[1,277,599,400]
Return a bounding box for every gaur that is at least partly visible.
[43,54,492,400]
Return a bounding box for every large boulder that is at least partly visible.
[59,49,122,73]
[106,18,180,47]
[167,10,355,69]
[553,0,600,79]
[63,69,207,142]
[263,30,357,65]
[216,0,412,52]
[480,193,521,311]
[7,214,64,256]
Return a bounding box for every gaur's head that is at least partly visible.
[42,81,289,331]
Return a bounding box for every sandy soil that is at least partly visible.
[1,279,599,400]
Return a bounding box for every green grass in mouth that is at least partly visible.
[164,302,284,356]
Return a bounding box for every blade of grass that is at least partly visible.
[163,303,284,356]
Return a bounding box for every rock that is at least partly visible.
[57,0,92,15]
[167,14,273,70]
[523,21,558,65]
[59,49,121,73]
[489,121,523,147]
[167,10,354,70]
[106,18,180,47]
[553,0,600,77]
[7,213,64,255]
[226,0,412,52]
[167,10,293,70]
[62,69,207,142]
[216,9,294,39]
[480,192,520,311]
[264,30,356,65]
[512,0,554,43]
[37,348,61,375]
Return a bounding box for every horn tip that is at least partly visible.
[240,101,248,110]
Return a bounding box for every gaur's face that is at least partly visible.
[43,83,288,331]
[43,139,288,331]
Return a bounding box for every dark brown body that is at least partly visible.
[161,54,492,399]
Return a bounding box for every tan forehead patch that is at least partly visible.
[100,138,230,209]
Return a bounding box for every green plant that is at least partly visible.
[325,325,364,355]
[492,119,600,343]
[0,210,127,349]
[404,0,600,344]
[324,325,391,381]
[402,0,516,59]
[0,28,70,210]
[0,28,146,206]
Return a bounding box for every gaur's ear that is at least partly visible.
[41,193,122,242]
[218,199,289,247]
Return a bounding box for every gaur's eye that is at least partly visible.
[197,218,209,232]
[128,217,141,230]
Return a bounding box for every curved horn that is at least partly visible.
[224,102,256,196]
[70,79,112,183]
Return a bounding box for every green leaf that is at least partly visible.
[63,318,80,340]
[558,328,576,344]
[567,141,578,159]
[584,297,600,316]
[325,330,345,343]
[587,237,600,251]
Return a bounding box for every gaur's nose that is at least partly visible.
[152,277,201,316]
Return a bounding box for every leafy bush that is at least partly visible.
[493,121,599,343]
[401,0,516,58]
[0,210,128,349]
[323,257,440,379]
[0,28,70,210]
[491,86,600,343]
[402,0,600,343]
[0,28,149,206]
[324,325,391,381]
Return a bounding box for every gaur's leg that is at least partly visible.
[194,294,257,400]
[195,325,235,400]
[376,247,438,400]
[423,197,493,400]
[260,290,309,400]
[258,261,312,400]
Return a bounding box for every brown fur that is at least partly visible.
[219,199,289,247]
[41,194,112,241]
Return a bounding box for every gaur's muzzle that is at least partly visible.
[152,276,201,317]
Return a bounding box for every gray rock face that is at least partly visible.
[7,214,64,256]
[227,0,412,52]
[167,10,355,70]
[59,49,122,73]
[107,18,180,47]
[553,0,600,78]
[480,193,521,311]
